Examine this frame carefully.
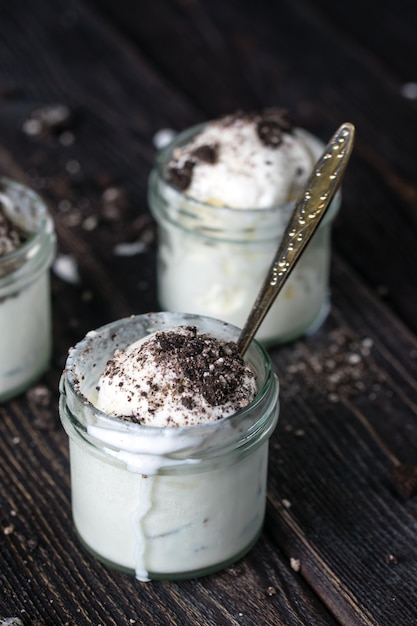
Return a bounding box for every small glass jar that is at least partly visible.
[148,123,341,346]
[59,312,279,581]
[0,178,56,402]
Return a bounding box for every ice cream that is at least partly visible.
[149,109,341,344]
[0,179,55,401]
[95,325,257,426]
[166,109,315,207]
[60,312,279,581]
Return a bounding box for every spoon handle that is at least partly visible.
[237,122,355,356]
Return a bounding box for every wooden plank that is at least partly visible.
[0,1,416,625]
[266,256,417,625]
[296,0,417,82]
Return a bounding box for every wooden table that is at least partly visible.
[1,1,416,624]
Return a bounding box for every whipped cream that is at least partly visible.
[95,325,256,427]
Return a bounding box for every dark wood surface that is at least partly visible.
[1,1,417,624]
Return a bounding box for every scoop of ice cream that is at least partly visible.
[94,325,257,427]
[166,109,316,208]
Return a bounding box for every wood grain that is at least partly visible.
[0,0,416,624]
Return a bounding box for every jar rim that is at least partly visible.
[60,313,280,468]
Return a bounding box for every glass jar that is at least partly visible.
[59,312,279,581]
[0,178,56,401]
[148,123,341,346]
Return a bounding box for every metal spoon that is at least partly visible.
[237,122,355,356]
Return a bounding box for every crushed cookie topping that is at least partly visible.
[0,199,26,256]
[191,144,218,164]
[166,158,195,191]
[256,108,294,148]
[99,326,256,425]
[152,326,250,407]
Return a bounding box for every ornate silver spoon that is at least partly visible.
[237,122,355,356]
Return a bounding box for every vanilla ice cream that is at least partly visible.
[95,325,256,426]
[166,109,314,207]
[149,109,341,344]
[60,312,279,581]
[0,179,55,401]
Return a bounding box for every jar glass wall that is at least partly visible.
[148,123,341,346]
[0,178,56,401]
[59,312,280,581]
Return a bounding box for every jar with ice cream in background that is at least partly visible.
[0,178,56,402]
[148,110,341,346]
[59,312,279,581]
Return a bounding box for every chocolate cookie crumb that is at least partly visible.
[256,108,294,148]
[385,554,399,565]
[290,557,301,572]
[167,158,195,191]
[257,121,283,147]
[22,103,74,137]
[256,109,292,148]
[191,144,218,164]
